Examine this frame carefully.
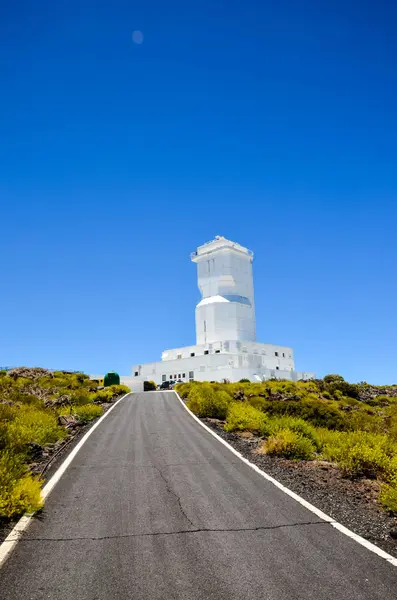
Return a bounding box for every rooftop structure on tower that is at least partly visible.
[132,236,314,384]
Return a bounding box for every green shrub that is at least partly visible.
[187,385,232,419]
[0,452,43,518]
[225,403,269,435]
[327,380,360,399]
[7,406,67,450]
[69,389,93,406]
[92,390,112,403]
[320,430,396,479]
[347,411,383,434]
[108,384,130,395]
[380,480,397,513]
[324,374,345,384]
[74,404,103,422]
[266,416,320,449]
[260,398,347,430]
[175,382,196,398]
[262,429,315,460]
[92,384,129,403]
[247,396,268,411]
[365,395,392,407]
[239,378,250,383]
[338,445,390,478]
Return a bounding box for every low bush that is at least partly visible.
[6,406,67,451]
[259,398,347,430]
[261,429,315,460]
[327,380,360,399]
[380,480,397,513]
[73,404,103,422]
[69,389,93,406]
[247,395,268,411]
[175,382,195,398]
[0,452,43,518]
[365,395,393,407]
[323,374,345,384]
[92,384,129,403]
[266,416,320,449]
[187,385,232,419]
[225,403,269,436]
[320,430,397,479]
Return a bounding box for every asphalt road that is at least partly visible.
[1,391,396,599]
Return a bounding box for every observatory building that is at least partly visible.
[132,236,314,384]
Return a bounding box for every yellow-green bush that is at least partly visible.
[225,403,269,435]
[0,452,43,518]
[6,406,67,451]
[380,479,397,513]
[187,384,232,419]
[320,430,397,479]
[176,381,199,399]
[262,429,315,460]
[91,384,129,403]
[73,404,103,422]
[266,416,320,449]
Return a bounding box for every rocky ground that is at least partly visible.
[202,418,397,559]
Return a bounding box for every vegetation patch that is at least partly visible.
[261,429,315,460]
[0,367,130,519]
[177,376,397,514]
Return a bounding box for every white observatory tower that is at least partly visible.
[191,236,256,345]
[131,235,315,385]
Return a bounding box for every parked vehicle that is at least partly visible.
[159,381,171,390]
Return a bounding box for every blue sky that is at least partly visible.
[1,1,396,383]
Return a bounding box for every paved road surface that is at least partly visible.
[1,392,396,599]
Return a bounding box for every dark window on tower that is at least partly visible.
[134,371,139,376]
[276,366,279,370]
[282,353,285,357]
[190,352,195,357]
[182,373,186,378]
[215,350,220,353]
[204,350,209,355]
[275,352,279,357]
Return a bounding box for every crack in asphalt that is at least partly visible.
[16,520,327,543]
[153,465,196,528]
[69,461,242,470]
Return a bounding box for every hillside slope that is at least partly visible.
[0,367,129,519]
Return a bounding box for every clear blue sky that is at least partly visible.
[1,1,396,384]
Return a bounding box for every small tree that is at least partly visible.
[323,374,345,384]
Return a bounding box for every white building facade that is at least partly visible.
[132,236,314,384]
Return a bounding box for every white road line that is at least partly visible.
[175,391,397,567]
[0,392,132,568]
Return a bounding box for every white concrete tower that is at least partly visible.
[191,236,256,345]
